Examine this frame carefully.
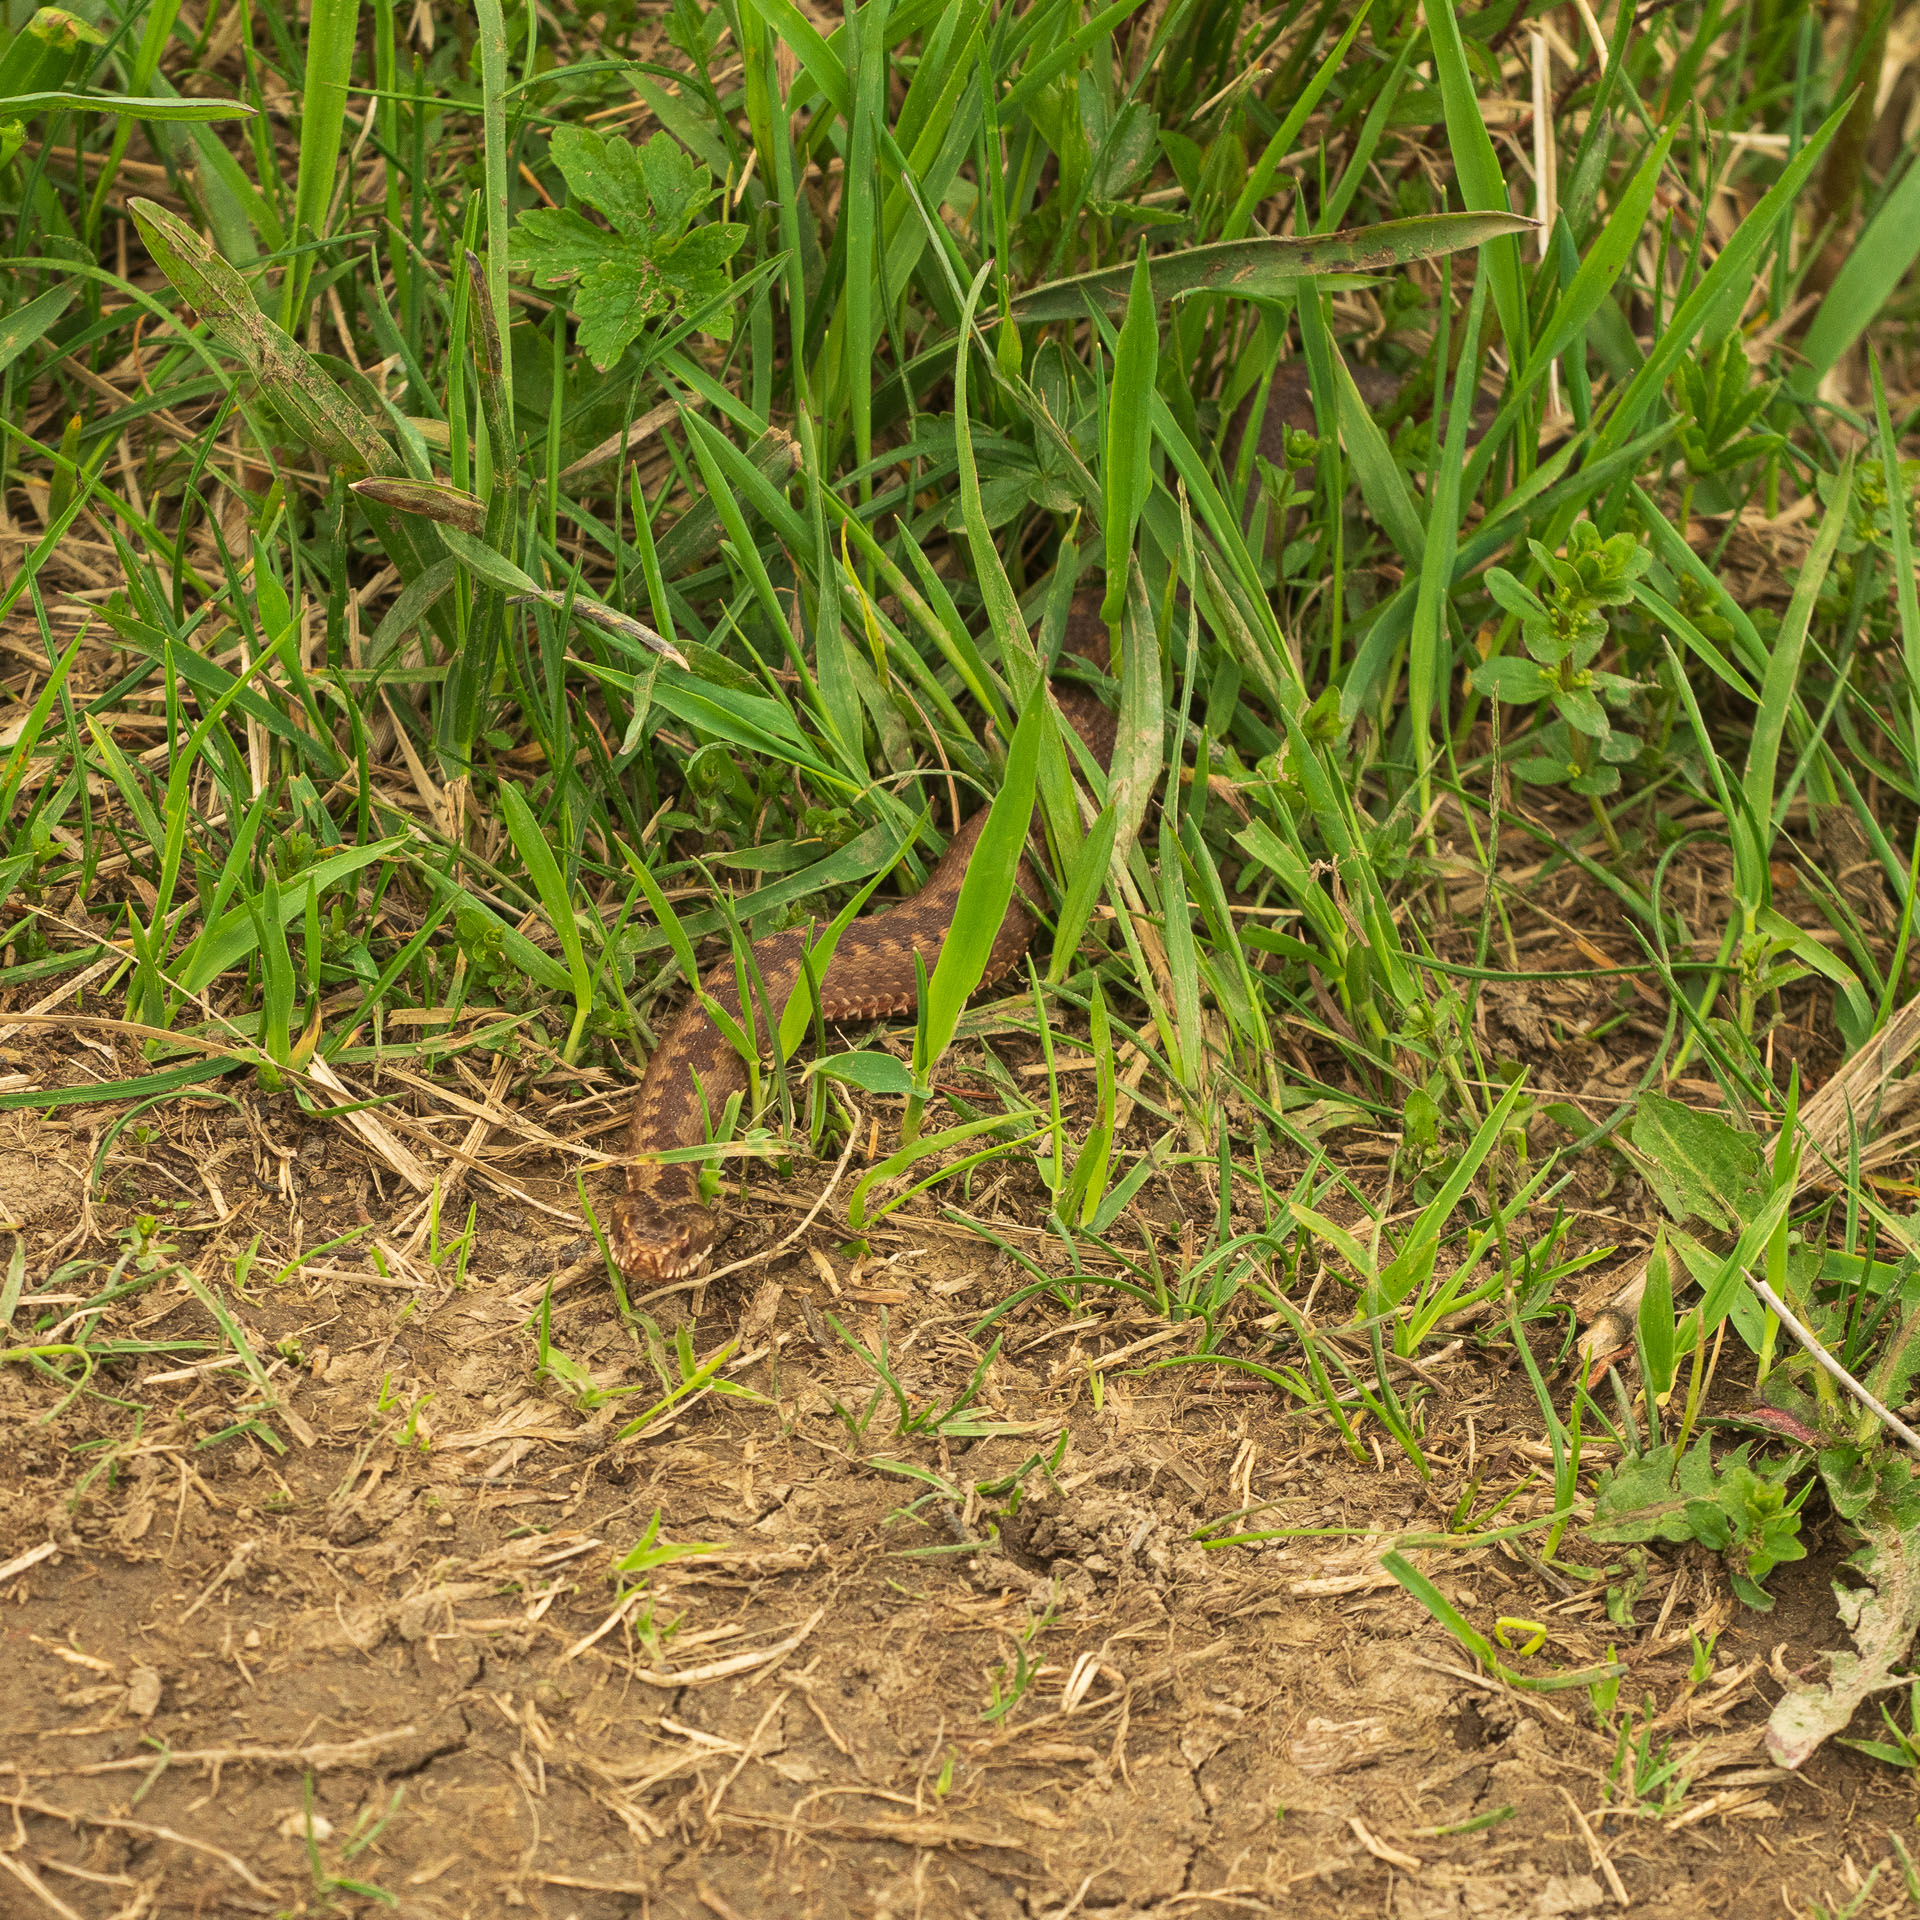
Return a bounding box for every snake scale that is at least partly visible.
[607,361,1396,1282]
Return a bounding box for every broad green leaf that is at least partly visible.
[512,128,745,367]
[0,281,73,380]
[1638,1231,1678,1400]
[814,1051,916,1097]
[1627,1094,1767,1234]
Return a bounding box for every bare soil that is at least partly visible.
[3,1034,1918,1920]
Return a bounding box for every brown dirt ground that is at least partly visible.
[4,992,1920,1920]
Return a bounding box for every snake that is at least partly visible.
[608,609,1117,1281]
[606,361,1401,1282]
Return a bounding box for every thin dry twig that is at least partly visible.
[0,1541,58,1587]
[1750,1277,1920,1459]
[1558,1788,1630,1907]
[5,1792,273,1894]
[0,1850,85,1920]
[60,1725,433,1779]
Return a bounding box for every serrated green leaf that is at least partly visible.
[511,128,745,368]
[550,123,655,228]
[1627,1093,1767,1234]
[510,205,621,286]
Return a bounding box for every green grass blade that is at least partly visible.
[0,282,75,379]
[5,88,254,120]
[1745,455,1851,838]
[1047,802,1117,983]
[1602,95,1849,453]
[951,259,1075,846]
[1872,354,1920,772]
[498,784,593,1064]
[473,0,513,437]
[1424,0,1527,361]
[1793,157,1920,399]
[1101,245,1156,624]
[919,674,1048,1075]
[282,0,361,328]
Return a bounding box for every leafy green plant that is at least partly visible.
[828,1314,1026,1445]
[1289,1075,1541,1356]
[1590,1437,1810,1612]
[508,128,746,369]
[611,1509,720,1590]
[1470,521,1651,802]
[296,1775,398,1910]
[1669,333,1782,527]
[1602,1697,1696,1818]
[981,1582,1061,1724]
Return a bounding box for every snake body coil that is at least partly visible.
[608,611,1117,1281]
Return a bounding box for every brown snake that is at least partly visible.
[608,608,1118,1281]
[606,363,1393,1282]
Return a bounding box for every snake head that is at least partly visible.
[606,1190,719,1282]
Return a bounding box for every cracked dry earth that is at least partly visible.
[3,1103,1919,1919]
